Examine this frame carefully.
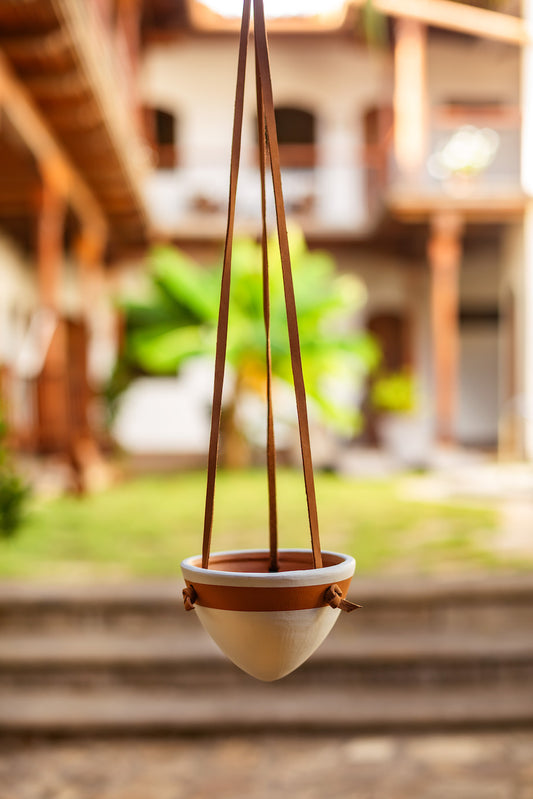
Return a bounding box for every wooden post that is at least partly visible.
[73,230,105,444]
[35,177,69,454]
[76,229,107,307]
[522,0,533,460]
[428,213,463,443]
[393,18,428,182]
[75,227,107,402]
[37,179,65,310]
[115,0,142,131]
[116,0,142,71]
[71,229,115,491]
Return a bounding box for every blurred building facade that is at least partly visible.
[1,0,533,470]
[139,0,531,461]
[0,0,148,482]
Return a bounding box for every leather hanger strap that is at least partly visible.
[202,0,323,571]
[255,43,279,573]
[253,0,322,569]
[202,0,251,569]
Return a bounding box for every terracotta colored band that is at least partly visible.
[185,577,353,612]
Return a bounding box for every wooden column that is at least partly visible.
[37,179,65,309]
[428,213,463,443]
[116,0,141,71]
[68,229,118,492]
[70,231,104,447]
[75,227,107,410]
[35,178,69,453]
[522,0,533,460]
[76,229,107,313]
[393,18,428,182]
[115,0,142,130]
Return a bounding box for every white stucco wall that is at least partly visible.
[428,38,519,105]
[0,233,37,367]
[141,32,520,234]
[342,244,502,447]
[140,36,390,233]
[457,249,500,445]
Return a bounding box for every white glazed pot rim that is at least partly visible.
[181,548,355,589]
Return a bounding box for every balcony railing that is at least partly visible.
[146,134,380,233]
[145,163,317,233]
[390,105,521,198]
[144,106,522,236]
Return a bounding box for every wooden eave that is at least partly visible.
[0,113,40,248]
[144,0,527,46]
[386,187,527,223]
[0,0,150,256]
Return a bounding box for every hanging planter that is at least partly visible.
[182,549,356,681]
[180,0,359,682]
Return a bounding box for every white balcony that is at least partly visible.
[388,107,523,215]
[145,160,369,238]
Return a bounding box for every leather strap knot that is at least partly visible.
[325,584,361,613]
[183,585,198,611]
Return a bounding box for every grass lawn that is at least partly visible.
[0,468,524,581]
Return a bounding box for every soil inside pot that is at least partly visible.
[190,550,345,573]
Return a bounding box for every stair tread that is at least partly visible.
[1,629,532,665]
[0,682,532,731]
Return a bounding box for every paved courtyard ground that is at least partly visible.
[0,731,532,799]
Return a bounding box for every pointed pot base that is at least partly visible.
[196,605,340,681]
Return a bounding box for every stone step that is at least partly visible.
[1,681,532,735]
[1,575,533,635]
[1,577,532,733]
[1,629,531,689]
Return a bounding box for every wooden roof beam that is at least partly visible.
[351,0,528,46]
[52,0,149,226]
[23,71,88,101]
[186,0,527,44]
[0,203,37,217]
[0,27,72,60]
[45,104,103,132]
[0,186,39,200]
[0,51,107,240]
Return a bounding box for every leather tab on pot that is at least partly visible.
[184,576,353,612]
[183,584,198,611]
[324,584,361,613]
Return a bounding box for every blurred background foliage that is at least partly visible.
[0,412,30,537]
[110,227,380,465]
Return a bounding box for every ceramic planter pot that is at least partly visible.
[181,548,356,681]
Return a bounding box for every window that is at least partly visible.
[257,106,316,168]
[144,107,178,169]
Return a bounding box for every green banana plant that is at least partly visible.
[116,227,379,466]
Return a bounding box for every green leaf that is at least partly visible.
[129,325,212,374]
[150,245,219,323]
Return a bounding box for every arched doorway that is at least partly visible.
[144,107,178,169]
